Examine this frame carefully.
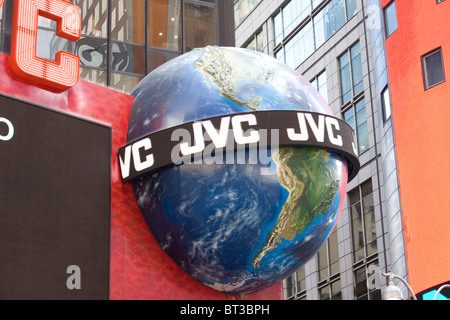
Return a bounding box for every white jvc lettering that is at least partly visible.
[119,138,154,179]
[180,114,260,156]
[287,113,343,146]
[0,117,14,141]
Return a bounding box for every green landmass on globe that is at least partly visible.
[194,46,264,110]
[252,147,340,269]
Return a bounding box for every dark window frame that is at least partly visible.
[383,0,398,38]
[421,47,446,90]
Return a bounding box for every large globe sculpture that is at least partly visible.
[127,46,349,294]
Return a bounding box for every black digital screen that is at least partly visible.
[0,95,111,299]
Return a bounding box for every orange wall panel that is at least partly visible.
[384,0,450,294]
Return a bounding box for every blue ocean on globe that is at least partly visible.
[127,46,348,294]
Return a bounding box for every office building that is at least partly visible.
[235,0,450,300]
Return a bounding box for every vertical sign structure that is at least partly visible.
[0,95,111,299]
[10,0,81,91]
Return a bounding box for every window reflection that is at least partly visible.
[234,0,262,26]
[354,261,381,300]
[184,2,216,51]
[274,0,357,70]
[14,0,220,94]
[111,0,146,45]
[348,180,376,262]
[344,98,368,155]
[76,37,108,69]
[314,0,346,47]
[75,0,109,38]
[384,1,398,37]
[311,70,328,103]
[339,42,363,105]
[284,266,306,299]
[281,20,314,69]
[283,0,311,37]
[245,30,264,53]
[422,48,446,89]
[149,0,182,51]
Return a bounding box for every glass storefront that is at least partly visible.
[0,0,232,94]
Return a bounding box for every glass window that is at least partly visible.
[384,1,398,37]
[348,180,376,262]
[274,11,283,46]
[313,11,326,48]
[311,70,328,103]
[75,0,109,38]
[283,0,311,37]
[381,86,392,122]
[234,0,262,26]
[355,98,369,154]
[344,99,368,155]
[340,51,352,103]
[79,67,107,86]
[314,0,354,48]
[111,0,145,45]
[349,190,364,261]
[312,0,324,10]
[275,0,357,69]
[284,266,306,299]
[21,0,223,92]
[245,30,264,53]
[76,36,108,70]
[110,72,143,94]
[346,0,357,18]
[275,49,285,64]
[339,42,364,104]
[283,20,314,69]
[148,0,182,52]
[111,42,145,75]
[319,279,341,300]
[318,228,339,281]
[147,48,180,73]
[284,274,295,298]
[351,42,363,94]
[325,0,346,38]
[422,48,446,90]
[354,261,381,300]
[317,227,341,300]
[184,2,217,52]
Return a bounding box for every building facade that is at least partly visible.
[381,0,450,299]
[235,0,450,300]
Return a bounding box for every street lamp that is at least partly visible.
[433,284,450,300]
[382,272,417,300]
[382,272,450,300]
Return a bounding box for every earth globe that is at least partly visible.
[127,46,351,294]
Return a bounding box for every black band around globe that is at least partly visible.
[119,110,360,183]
